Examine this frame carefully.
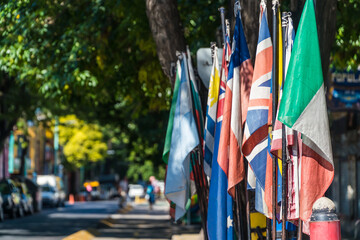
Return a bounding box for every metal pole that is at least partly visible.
[245,163,251,240]
[271,1,279,239]
[2,147,5,179]
[266,218,271,240]
[281,12,288,240]
[219,7,226,45]
[281,124,287,240]
[235,184,244,240]
[297,219,303,239]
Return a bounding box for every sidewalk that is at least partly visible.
[66,200,202,240]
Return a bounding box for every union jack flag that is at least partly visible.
[242,2,272,216]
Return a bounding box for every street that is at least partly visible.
[0,199,201,240]
[0,200,119,240]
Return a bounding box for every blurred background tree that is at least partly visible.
[58,115,107,168]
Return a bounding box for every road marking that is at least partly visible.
[62,228,99,240]
[99,219,114,227]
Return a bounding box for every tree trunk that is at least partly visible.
[145,0,186,86]
[239,0,260,64]
[314,0,337,87]
[0,73,18,153]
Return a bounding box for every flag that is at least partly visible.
[203,46,220,177]
[242,2,272,216]
[217,8,254,199]
[162,68,181,164]
[277,0,334,221]
[207,36,233,240]
[187,47,204,143]
[165,57,200,220]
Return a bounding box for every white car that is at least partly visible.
[128,184,145,199]
[37,175,66,207]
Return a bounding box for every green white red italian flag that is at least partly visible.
[277,0,334,221]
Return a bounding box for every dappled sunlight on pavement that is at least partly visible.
[93,200,202,240]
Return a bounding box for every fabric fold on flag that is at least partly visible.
[204,46,221,177]
[162,68,181,164]
[277,0,334,221]
[187,47,204,145]
[217,9,254,198]
[165,58,200,221]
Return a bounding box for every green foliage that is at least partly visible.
[0,0,171,118]
[100,110,168,181]
[332,0,360,70]
[178,0,226,54]
[58,115,107,168]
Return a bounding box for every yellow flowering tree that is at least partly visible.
[58,115,107,168]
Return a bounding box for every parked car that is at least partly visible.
[13,180,33,215]
[128,184,145,199]
[11,175,42,213]
[0,194,4,221]
[40,185,59,207]
[37,175,65,207]
[0,179,24,218]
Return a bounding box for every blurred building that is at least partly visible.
[10,122,55,177]
[327,68,360,238]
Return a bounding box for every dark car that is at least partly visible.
[0,179,24,218]
[11,176,42,212]
[0,194,4,221]
[13,180,33,215]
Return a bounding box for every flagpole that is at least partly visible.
[271,1,279,239]
[219,7,226,45]
[281,12,288,240]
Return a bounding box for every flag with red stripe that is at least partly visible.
[217,9,254,198]
[242,2,272,216]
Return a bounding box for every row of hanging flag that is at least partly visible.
[163,0,334,239]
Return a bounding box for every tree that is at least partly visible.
[58,115,107,168]
[0,0,172,143]
[332,0,360,70]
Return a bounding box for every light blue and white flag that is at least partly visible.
[165,57,200,220]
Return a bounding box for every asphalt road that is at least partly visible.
[0,200,119,240]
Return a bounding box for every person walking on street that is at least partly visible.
[146,181,155,210]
